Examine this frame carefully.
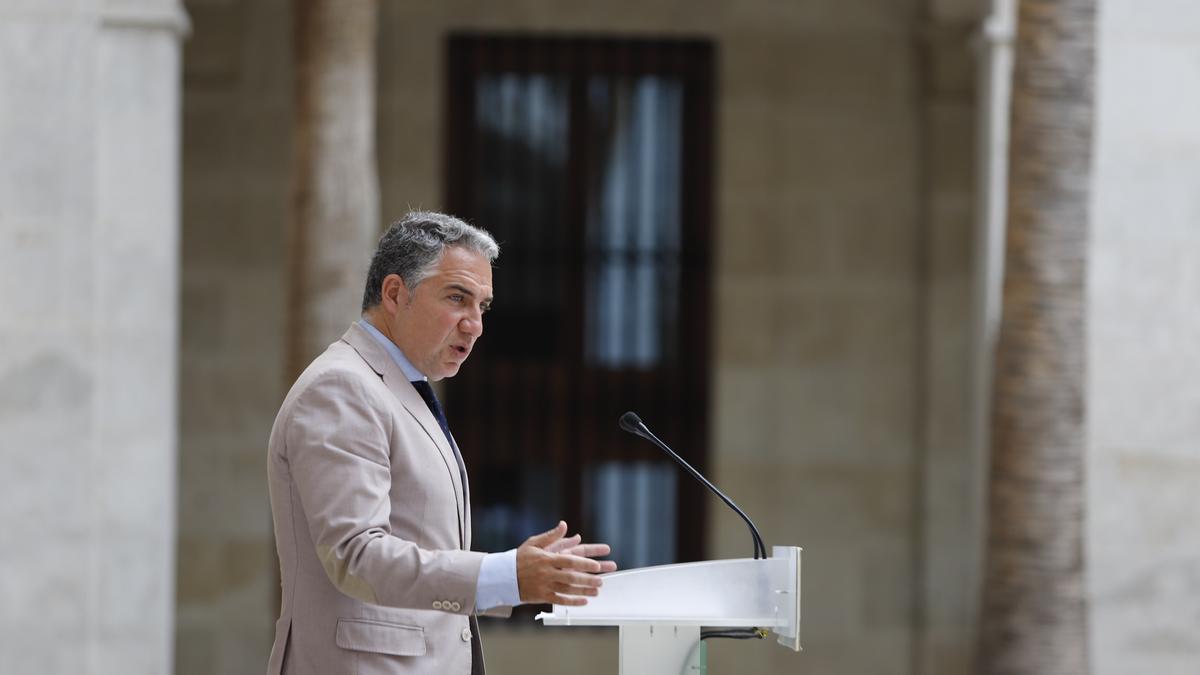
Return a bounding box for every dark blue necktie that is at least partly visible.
[410,380,467,486]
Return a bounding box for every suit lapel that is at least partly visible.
[460,443,472,550]
[341,323,468,548]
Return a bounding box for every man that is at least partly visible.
[266,211,616,674]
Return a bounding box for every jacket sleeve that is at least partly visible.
[284,368,486,613]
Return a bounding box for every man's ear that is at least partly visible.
[380,274,409,312]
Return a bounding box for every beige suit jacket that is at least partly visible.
[266,322,504,675]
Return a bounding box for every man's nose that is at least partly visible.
[460,313,483,337]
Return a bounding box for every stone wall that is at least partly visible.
[175,0,293,671]
[381,2,982,674]
[6,0,1194,673]
[0,1,186,673]
[173,0,982,673]
[1088,1,1200,672]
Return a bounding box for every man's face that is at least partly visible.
[385,247,493,381]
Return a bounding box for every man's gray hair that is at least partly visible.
[361,211,500,311]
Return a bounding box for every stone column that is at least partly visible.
[286,0,379,381]
[1089,2,1200,673]
[0,1,188,672]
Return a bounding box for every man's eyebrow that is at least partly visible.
[448,284,494,305]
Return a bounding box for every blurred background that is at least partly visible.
[1,0,1197,673]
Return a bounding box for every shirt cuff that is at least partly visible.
[475,549,520,611]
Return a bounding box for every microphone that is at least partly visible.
[618,411,767,559]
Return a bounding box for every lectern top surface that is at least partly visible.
[536,613,781,627]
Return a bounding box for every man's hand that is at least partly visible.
[516,521,618,606]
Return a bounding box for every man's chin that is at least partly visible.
[429,364,462,382]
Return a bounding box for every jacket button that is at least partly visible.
[450,601,462,612]
[432,600,444,610]
[461,627,472,642]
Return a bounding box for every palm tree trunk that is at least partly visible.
[979,0,1096,673]
[286,0,379,382]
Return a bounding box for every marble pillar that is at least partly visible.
[0,1,188,672]
[1088,2,1200,673]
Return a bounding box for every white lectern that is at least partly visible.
[537,545,801,674]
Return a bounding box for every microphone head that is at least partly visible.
[618,411,644,434]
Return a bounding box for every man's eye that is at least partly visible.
[449,294,464,303]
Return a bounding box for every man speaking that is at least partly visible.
[266,211,616,674]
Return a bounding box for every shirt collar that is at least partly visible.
[357,318,427,382]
